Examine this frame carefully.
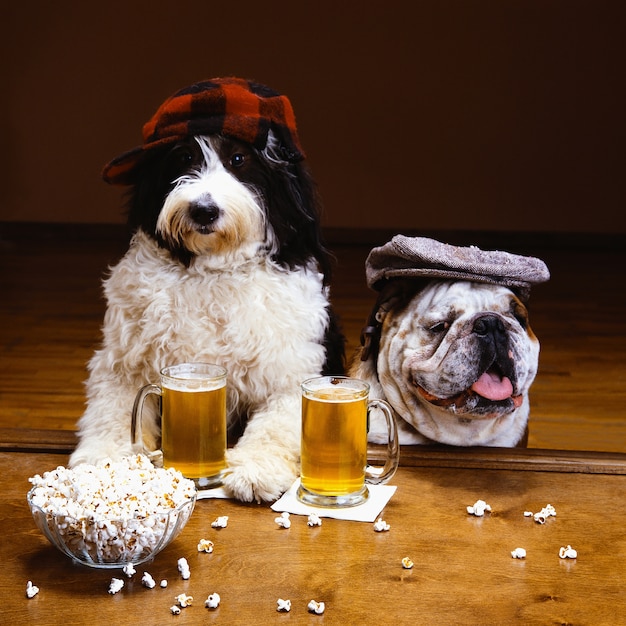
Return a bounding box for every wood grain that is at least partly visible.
[2,451,625,624]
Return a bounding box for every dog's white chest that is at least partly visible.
[102,233,329,380]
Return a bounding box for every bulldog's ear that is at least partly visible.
[349,348,379,380]
[359,279,422,362]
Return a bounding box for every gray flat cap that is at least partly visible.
[366,235,550,301]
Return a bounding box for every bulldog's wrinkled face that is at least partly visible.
[375,280,540,446]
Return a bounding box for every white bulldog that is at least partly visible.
[349,235,550,448]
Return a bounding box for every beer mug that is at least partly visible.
[131,363,227,489]
[297,376,399,508]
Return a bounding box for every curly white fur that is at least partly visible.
[70,231,329,501]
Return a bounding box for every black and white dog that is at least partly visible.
[69,78,345,502]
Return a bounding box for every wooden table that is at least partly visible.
[2,443,626,625]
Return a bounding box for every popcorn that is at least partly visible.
[401,556,414,569]
[142,572,156,589]
[175,593,193,608]
[122,563,136,578]
[307,513,322,527]
[160,579,168,588]
[211,515,229,528]
[275,512,291,529]
[373,517,390,532]
[466,499,491,517]
[197,538,215,553]
[25,581,39,599]
[277,598,291,612]
[307,599,325,614]
[205,593,221,609]
[170,605,181,615]
[559,545,578,559]
[28,455,196,564]
[108,578,124,594]
[177,557,190,580]
[533,504,556,524]
[522,504,556,523]
[511,548,527,559]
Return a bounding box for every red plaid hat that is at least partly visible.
[103,77,305,185]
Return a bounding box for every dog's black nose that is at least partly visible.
[189,197,220,226]
[473,315,505,337]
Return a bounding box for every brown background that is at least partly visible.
[2,1,624,233]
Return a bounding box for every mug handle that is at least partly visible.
[365,399,400,485]
[131,383,161,453]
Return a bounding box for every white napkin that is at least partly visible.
[196,486,232,500]
[271,478,396,522]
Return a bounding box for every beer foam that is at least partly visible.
[308,387,366,402]
[161,363,226,392]
[163,376,225,392]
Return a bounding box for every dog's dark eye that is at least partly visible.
[166,146,195,172]
[230,153,246,168]
[429,321,450,333]
[511,300,529,329]
[178,149,194,165]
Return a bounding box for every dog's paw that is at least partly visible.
[223,447,298,503]
[69,438,141,468]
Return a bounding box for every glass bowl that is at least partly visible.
[27,488,196,569]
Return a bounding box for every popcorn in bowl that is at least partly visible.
[27,454,196,568]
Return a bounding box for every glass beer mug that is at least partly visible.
[131,363,227,489]
[297,376,399,507]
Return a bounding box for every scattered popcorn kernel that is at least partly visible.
[205,593,221,609]
[511,548,527,559]
[170,605,181,615]
[373,517,391,532]
[197,538,215,553]
[559,545,577,559]
[25,581,39,599]
[175,593,193,608]
[534,504,556,524]
[401,557,414,569]
[160,579,168,588]
[177,557,190,580]
[122,563,136,578]
[277,598,291,612]
[466,499,491,517]
[307,512,322,527]
[307,599,325,614]
[275,512,291,528]
[108,578,124,595]
[523,511,533,517]
[142,572,156,589]
[211,515,229,529]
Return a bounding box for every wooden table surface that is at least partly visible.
[2,446,626,625]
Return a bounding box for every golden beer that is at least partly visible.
[300,387,368,496]
[297,376,399,508]
[161,383,227,480]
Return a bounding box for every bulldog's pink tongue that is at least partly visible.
[471,371,513,401]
